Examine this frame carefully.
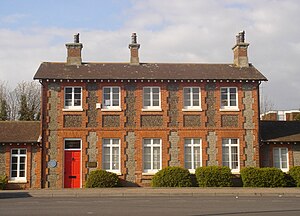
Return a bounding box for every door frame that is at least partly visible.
[64,138,82,188]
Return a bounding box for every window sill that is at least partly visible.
[182,108,202,112]
[219,108,240,112]
[8,180,27,184]
[62,108,83,112]
[231,170,240,174]
[142,172,158,175]
[101,108,122,112]
[142,108,162,112]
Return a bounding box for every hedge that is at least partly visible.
[0,175,7,190]
[151,167,192,187]
[85,170,120,188]
[195,166,232,187]
[288,166,300,187]
[240,167,286,187]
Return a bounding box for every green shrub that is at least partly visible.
[85,170,120,188]
[0,175,8,190]
[240,167,286,187]
[288,166,300,187]
[195,166,232,187]
[151,167,192,187]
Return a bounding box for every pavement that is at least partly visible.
[1,187,300,198]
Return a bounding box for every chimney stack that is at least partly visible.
[232,31,249,67]
[66,33,83,65]
[128,33,140,65]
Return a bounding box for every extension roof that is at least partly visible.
[0,121,41,143]
[260,121,300,143]
[34,62,267,81]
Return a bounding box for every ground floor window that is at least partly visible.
[143,138,161,173]
[184,138,202,172]
[273,147,288,172]
[222,138,239,173]
[10,149,27,181]
[103,138,120,173]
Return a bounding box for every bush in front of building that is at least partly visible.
[195,166,233,187]
[85,170,120,188]
[288,166,300,187]
[240,167,286,187]
[151,167,192,187]
[0,175,8,190]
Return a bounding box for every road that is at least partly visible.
[0,196,300,216]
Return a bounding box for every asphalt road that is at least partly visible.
[0,196,300,216]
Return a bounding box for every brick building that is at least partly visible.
[261,110,300,121]
[0,121,41,189]
[34,31,267,188]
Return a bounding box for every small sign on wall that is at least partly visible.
[48,160,57,168]
[87,162,97,168]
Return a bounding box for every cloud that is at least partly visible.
[0,0,299,110]
[0,14,28,24]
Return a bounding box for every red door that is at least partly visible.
[64,150,81,188]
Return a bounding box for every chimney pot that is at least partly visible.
[232,31,249,67]
[74,33,80,43]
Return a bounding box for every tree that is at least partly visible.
[294,113,300,121]
[18,94,35,121]
[0,98,8,121]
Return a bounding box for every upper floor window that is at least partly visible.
[102,87,121,110]
[273,147,288,172]
[222,138,239,173]
[10,149,27,182]
[143,138,162,173]
[64,87,82,110]
[220,87,238,110]
[184,138,202,172]
[143,87,161,111]
[183,87,201,110]
[103,138,120,173]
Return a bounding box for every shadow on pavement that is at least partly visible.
[0,192,32,199]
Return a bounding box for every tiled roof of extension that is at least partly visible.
[0,121,41,143]
[260,121,300,143]
[34,62,267,81]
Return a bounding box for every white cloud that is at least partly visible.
[0,0,299,109]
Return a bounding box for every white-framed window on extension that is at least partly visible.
[10,149,27,182]
[143,138,162,174]
[184,138,202,172]
[103,138,120,174]
[143,87,161,111]
[273,147,289,172]
[222,138,240,173]
[102,87,121,111]
[220,87,238,110]
[64,86,82,110]
[183,87,201,111]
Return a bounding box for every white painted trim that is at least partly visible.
[102,138,121,174]
[143,138,162,173]
[142,86,161,110]
[64,86,83,110]
[183,87,202,110]
[102,86,121,110]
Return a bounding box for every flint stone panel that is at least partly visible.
[48,83,59,130]
[205,84,216,127]
[125,84,136,128]
[87,132,98,173]
[0,146,5,175]
[125,132,136,183]
[169,131,180,167]
[293,145,300,166]
[30,146,37,188]
[87,83,98,128]
[207,131,218,166]
[141,115,163,127]
[183,115,201,127]
[64,115,82,128]
[102,115,120,127]
[221,115,238,128]
[167,84,179,127]
[244,130,256,167]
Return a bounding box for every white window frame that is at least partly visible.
[222,138,240,173]
[184,138,202,173]
[102,87,121,111]
[143,138,162,174]
[273,147,289,172]
[142,87,161,111]
[220,87,239,111]
[182,87,202,111]
[102,138,121,174]
[10,148,27,182]
[64,86,83,111]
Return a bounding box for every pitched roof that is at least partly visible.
[260,121,300,142]
[0,121,41,143]
[34,62,267,81]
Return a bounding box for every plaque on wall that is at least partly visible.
[48,160,57,168]
[87,162,97,168]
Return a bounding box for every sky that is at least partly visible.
[0,0,299,110]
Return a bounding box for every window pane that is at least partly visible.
[194,146,201,169]
[112,147,119,170]
[143,147,151,170]
[19,171,25,177]
[65,140,81,149]
[185,146,192,169]
[153,147,160,169]
[11,171,17,177]
[222,146,229,167]
[143,139,151,145]
[74,88,81,93]
[12,164,17,170]
[103,147,110,170]
[152,87,159,94]
[65,88,72,93]
[153,139,160,145]
[19,164,25,171]
[20,149,26,154]
[12,157,17,163]
[12,150,18,154]
[20,157,26,163]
